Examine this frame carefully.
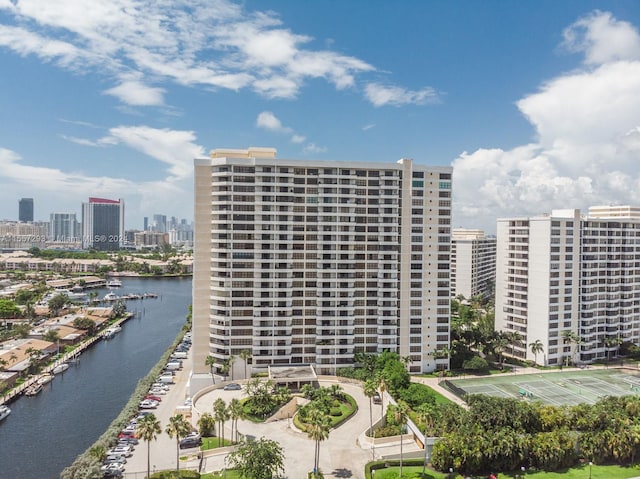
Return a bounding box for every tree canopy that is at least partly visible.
[227,437,285,479]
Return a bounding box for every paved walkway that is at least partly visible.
[193,379,420,479]
[123,355,420,479]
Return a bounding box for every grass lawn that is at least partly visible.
[201,436,233,450]
[204,470,242,478]
[369,464,640,479]
[427,386,453,405]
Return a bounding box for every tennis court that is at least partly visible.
[447,367,640,406]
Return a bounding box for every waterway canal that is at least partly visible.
[0,276,192,479]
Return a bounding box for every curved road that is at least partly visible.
[123,351,419,478]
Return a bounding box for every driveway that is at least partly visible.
[194,380,419,479]
[123,351,419,479]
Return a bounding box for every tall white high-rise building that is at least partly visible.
[49,213,79,243]
[193,148,452,378]
[495,207,640,366]
[450,228,496,300]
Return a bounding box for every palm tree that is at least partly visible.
[375,371,389,418]
[329,384,344,401]
[561,330,581,366]
[401,355,412,371]
[239,349,251,379]
[307,406,331,476]
[228,354,236,381]
[165,414,192,472]
[137,413,162,479]
[416,402,436,478]
[394,401,410,478]
[205,355,216,383]
[363,379,378,460]
[229,397,246,443]
[213,398,229,447]
[197,412,216,438]
[529,339,544,365]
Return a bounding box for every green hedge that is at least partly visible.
[150,471,200,479]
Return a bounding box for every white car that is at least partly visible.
[139,399,159,409]
[149,387,167,395]
[101,463,125,473]
[107,446,133,457]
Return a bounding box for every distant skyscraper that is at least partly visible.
[81,197,125,251]
[50,213,79,242]
[152,214,167,233]
[143,217,149,231]
[19,198,34,222]
[450,229,496,300]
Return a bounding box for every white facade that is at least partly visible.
[450,228,496,299]
[49,213,79,243]
[193,148,452,377]
[496,207,640,366]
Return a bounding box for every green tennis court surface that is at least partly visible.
[447,368,640,406]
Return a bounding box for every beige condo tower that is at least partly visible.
[193,148,452,380]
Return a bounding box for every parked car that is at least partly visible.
[144,394,162,402]
[118,430,137,439]
[179,435,202,449]
[223,383,242,391]
[139,399,159,409]
[372,393,382,405]
[117,436,139,446]
[103,455,126,465]
[101,462,125,471]
[107,446,133,457]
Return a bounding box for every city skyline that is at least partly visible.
[1,1,640,231]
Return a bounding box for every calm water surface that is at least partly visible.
[0,276,192,479]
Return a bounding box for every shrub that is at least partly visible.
[330,407,341,416]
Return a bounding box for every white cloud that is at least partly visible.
[0,0,388,106]
[452,11,640,232]
[562,10,640,65]
[102,126,204,180]
[303,143,327,154]
[103,79,166,106]
[290,134,306,144]
[256,111,290,133]
[364,83,439,107]
[362,124,375,131]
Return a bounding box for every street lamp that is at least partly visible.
[589,461,592,479]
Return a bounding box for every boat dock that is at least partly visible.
[0,312,135,406]
[101,292,158,302]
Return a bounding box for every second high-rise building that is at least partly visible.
[192,148,452,378]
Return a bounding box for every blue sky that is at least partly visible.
[1,1,640,232]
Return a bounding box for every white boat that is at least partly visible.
[0,405,10,421]
[106,279,122,288]
[37,374,54,385]
[103,325,122,339]
[25,383,43,396]
[52,363,69,375]
[103,291,118,301]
